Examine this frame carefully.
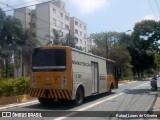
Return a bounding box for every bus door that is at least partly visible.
[91,61,99,94]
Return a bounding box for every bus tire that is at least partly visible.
[38,98,54,105]
[108,83,113,95]
[74,87,84,105]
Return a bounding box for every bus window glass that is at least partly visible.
[32,48,66,71]
[107,62,113,74]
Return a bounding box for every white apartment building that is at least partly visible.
[70,17,88,52]
[14,0,91,51]
[14,0,70,46]
[36,0,70,45]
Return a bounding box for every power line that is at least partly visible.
[2,0,40,10]
[155,0,160,17]
[0,1,71,44]
[3,0,51,12]
[147,0,157,19]
[0,1,67,30]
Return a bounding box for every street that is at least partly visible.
[0,79,160,120]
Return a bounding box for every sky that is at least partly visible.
[1,0,160,34]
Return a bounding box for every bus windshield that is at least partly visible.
[32,48,66,71]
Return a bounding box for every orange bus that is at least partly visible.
[30,45,119,105]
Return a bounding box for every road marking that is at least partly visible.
[119,81,137,86]
[54,93,124,120]
[54,82,150,120]
[0,100,38,110]
[132,82,149,89]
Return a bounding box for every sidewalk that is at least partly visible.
[152,89,160,111]
[151,79,160,112]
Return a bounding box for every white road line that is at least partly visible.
[54,93,124,120]
[77,93,124,111]
[0,100,38,110]
[119,81,137,86]
[0,81,150,119]
[132,82,149,89]
[54,81,150,120]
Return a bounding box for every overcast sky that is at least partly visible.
[1,0,160,34]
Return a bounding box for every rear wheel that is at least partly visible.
[74,88,84,105]
[38,98,55,105]
[108,84,113,95]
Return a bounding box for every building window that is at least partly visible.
[80,39,82,44]
[75,29,78,34]
[60,22,63,28]
[80,23,82,28]
[84,34,86,39]
[80,31,82,36]
[32,23,36,27]
[84,25,86,30]
[85,41,86,45]
[75,38,78,42]
[32,33,36,37]
[75,21,78,26]
[53,18,56,26]
[61,32,63,37]
[65,15,69,20]
[53,8,56,14]
[65,24,69,30]
[60,12,63,17]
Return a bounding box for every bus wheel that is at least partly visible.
[38,98,55,105]
[74,87,84,105]
[108,84,113,95]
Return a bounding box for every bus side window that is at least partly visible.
[107,62,113,74]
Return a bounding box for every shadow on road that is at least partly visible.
[123,87,160,95]
[23,92,116,110]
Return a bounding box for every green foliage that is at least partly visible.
[0,77,30,97]
[144,68,156,77]
[130,20,160,77]
[89,32,132,78]
[1,64,14,78]
[0,8,36,78]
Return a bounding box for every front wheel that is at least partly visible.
[74,88,84,105]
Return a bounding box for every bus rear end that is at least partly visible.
[30,46,73,104]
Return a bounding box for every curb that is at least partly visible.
[0,94,35,106]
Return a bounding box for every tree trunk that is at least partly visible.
[5,58,8,78]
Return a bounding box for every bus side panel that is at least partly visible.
[71,50,92,98]
[71,50,107,99]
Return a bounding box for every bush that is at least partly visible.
[0,77,30,97]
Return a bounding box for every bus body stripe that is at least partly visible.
[30,89,72,100]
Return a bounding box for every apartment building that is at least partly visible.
[14,0,91,51]
[14,0,70,46]
[70,17,88,52]
[36,0,70,45]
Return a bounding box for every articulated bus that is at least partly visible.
[30,45,119,105]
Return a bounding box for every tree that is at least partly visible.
[0,8,36,78]
[65,30,76,48]
[15,28,37,77]
[130,20,160,77]
[89,32,132,78]
[46,29,76,48]
[46,29,64,45]
[0,14,24,78]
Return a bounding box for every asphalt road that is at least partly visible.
[0,78,160,120]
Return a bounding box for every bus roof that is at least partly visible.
[34,45,116,63]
